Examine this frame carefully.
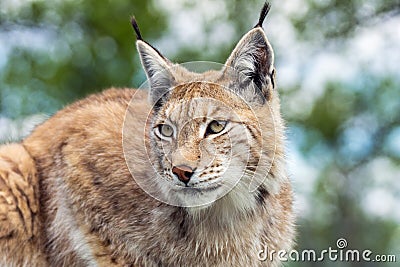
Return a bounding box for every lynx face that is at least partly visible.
[149,81,266,207]
[125,22,281,209]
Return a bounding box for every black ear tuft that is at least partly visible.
[255,1,271,28]
[131,16,143,40]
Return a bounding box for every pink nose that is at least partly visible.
[172,165,194,185]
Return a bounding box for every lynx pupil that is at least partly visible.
[206,120,226,135]
[159,124,173,137]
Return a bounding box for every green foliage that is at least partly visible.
[1,0,167,118]
[291,0,400,40]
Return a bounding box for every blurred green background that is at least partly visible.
[0,0,399,266]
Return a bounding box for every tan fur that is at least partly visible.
[0,85,294,266]
[0,144,47,266]
[0,10,295,266]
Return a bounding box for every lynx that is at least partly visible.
[0,2,295,266]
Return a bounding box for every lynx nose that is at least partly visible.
[172,165,194,185]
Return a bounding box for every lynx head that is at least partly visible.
[128,2,286,212]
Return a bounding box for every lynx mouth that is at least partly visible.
[172,183,222,193]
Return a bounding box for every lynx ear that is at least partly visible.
[132,18,175,106]
[224,27,275,103]
[136,40,175,106]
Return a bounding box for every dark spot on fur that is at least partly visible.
[246,125,259,141]
[152,98,165,113]
[90,225,100,233]
[0,230,15,240]
[10,165,23,177]
[270,68,276,89]
[256,184,269,205]
[58,140,68,153]
[269,170,275,179]
[170,207,188,239]
[246,165,257,173]
[93,174,102,186]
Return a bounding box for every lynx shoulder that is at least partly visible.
[0,2,295,266]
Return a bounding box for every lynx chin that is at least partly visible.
[0,2,295,266]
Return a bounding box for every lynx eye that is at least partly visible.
[158,124,174,137]
[206,120,227,136]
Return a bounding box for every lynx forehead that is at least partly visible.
[1,2,295,266]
